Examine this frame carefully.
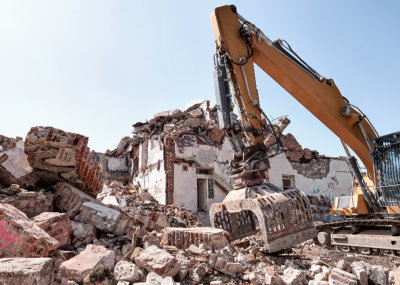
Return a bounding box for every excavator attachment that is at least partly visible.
[209,184,316,253]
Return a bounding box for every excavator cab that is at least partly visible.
[371,132,400,208]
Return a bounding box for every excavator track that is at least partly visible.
[316,218,400,230]
[315,217,400,254]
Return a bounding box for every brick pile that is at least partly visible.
[25,126,103,196]
[0,125,397,285]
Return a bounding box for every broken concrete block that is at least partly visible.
[191,263,209,283]
[0,204,60,257]
[114,261,140,282]
[74,202,120,232]
[367,264,389,285]
[0,189,54,218]
[225,262,242,275]
[55,182,132,237]
[25,126,103,196]
[143,234,161,249]
[351,266,368,285]
[312,266,331,282]
[329,268,357,285]
[74,202,134,236]
[264,274,285,285]
[101,195,120,207]
[59,244,115,283]
[127,205,171,232]
[70,221,97,246]
[0,257,54,285]
[351,261,389,285]
[33,212,72,248]
[336,259,351,272]
[209,254,240,277]
[209,281,223,285]
[309,264,323,277]
[161,227,230,250]
[0,145,39,189]
[283,267,307,285]
[145,271,177,285]
[186,244,206,255]
[236,252,247,264]
[135,245,181,278]
[54,182,100,218]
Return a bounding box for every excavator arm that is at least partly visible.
[211,5,377,179]
[209,5,400,253]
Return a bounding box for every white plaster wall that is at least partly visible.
[199,101,212,122]
[138,138,149,172]
[107,157,128,172]
[147,138,164,166]
[174,137,233,187]
[268,153,353,202]
[207,183,227,211]
[173,164,198,211]
[173,164,230,213]
[175,137,232,164]
[134,161,167,204]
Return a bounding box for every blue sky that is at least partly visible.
[0,1,399,158]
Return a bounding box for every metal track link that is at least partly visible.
[316,218,400,231]
[315,218,400,253]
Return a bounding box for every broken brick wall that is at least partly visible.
[96,136,134,184]
[24,127,103,196]
[267,133,353,211]
[132,101,233,212]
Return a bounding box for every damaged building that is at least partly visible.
[0,123,395,285]
[100,101,353,219]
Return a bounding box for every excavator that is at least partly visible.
[209,5,400,254]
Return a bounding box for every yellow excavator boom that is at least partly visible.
[210,5,377,177]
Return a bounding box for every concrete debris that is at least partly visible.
[114,260,140,282]
[328,268,357,285]
[0,204,60,257]
[0,257,54,285]
[59,244,115,283]
[351,260,389,285]
[145,271,177,285]
[186,244,206,256]
[33,212,72,248]
[135,245,182,278]
[336,259,351,272]
[74,201,134,236]
[0,121,395,284]
[0,187,54,218]
[161,227,230,250]
[54,182,100,218]
[282,267,307,285]
[0,135,39,189]
[70,221,97,247]
[25,126,103,196]
[96,136,134,184]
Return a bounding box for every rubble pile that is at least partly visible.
[0,135,38,189]
[0,126,399,285]
[25,126,104,196]
[96,136,135,184]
